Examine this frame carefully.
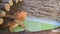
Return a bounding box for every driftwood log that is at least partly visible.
[19,0,23,2]
[13,0,19,3]
[0,3,10,11]
[0,10,6,17]
[0,0,13,6]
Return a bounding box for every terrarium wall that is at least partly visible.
[23,0,60,21]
